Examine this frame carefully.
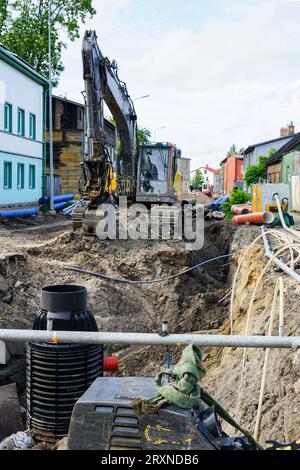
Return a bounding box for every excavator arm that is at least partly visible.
[81,30,138,201]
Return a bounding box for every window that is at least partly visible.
[4,103,12,132]
[17,108,25,136]
[29,164,35,189]
[29,113,36,140]
[17,163,25,189]
[4,162,12,189]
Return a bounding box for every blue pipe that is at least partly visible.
[39,193,75,205]
[210,196,229,211]
[54,194,74,204]
[0,207,39,219]
[54,202,67,211]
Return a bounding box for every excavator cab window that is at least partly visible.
[138,146,169,195]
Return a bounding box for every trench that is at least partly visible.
[1,220,299,447]
[0,220,236,431]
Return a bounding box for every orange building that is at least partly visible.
[220,154,244,194]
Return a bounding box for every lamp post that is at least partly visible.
[133,94,150,103]
[154,126,166,142]
[48,1,54,212]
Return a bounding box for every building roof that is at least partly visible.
[267,131,300,165]
[243,134,293,154]
[220,154,244,165]
[199,166,220,174]
[53,94,84,108]
[0,44,48,87]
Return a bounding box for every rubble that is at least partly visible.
[0,432,35,451]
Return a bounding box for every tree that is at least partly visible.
[0,1,96,86]
[191,169,204,187]
[244,148,276,187]
[107,117,151,148]
[137,127,151,143]
[227,144,237,156]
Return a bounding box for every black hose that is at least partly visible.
[64,253,233,285]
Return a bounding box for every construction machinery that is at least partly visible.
[73,30,181,233]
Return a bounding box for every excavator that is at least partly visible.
[73,30,182,233]
[65,31,261,451]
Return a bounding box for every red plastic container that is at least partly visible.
[103,355,119,372]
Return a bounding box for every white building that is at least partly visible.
[0,45,48,206]
[198,165,220,187]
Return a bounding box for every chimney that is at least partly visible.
[280,121,295,137]
[288,121,294,135]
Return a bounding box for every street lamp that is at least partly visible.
[154,126,166,142]
[133,94,150,103]
[48,1,54,212]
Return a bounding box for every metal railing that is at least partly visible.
[0,329,299,349]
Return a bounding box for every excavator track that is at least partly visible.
[72,202,198,240]
[72,205,87,231]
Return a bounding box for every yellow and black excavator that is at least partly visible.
[73,30,182,233]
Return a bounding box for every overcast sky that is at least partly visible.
[55,0,300,170]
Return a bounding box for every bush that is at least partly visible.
[221,188,251,220]
[230,187,251,205]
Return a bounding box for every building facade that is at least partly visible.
[47,96,116,195]
[176,157,191,192]
[243,125,295,175]
[198,165,220,187]
[0,45,48,206]
[219,155,244,194]
[266,132,300,183]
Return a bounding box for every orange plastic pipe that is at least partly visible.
[232,211,274,225]
[231,204,252,215]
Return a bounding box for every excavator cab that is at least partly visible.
[136,142,180,204]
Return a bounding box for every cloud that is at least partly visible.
[56,0,300,168]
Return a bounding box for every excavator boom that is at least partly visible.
[82,30,137,190]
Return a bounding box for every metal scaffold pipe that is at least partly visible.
[0,329,299,349]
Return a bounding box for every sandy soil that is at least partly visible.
[202,232,300,446]
[0,215,299,447]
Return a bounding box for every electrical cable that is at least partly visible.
[64,253,234,285]
[230,228,300,333]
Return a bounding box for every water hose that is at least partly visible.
[273,193,300,241]
[131,344,262,450]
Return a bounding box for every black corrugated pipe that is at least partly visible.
[26,285,103,442]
